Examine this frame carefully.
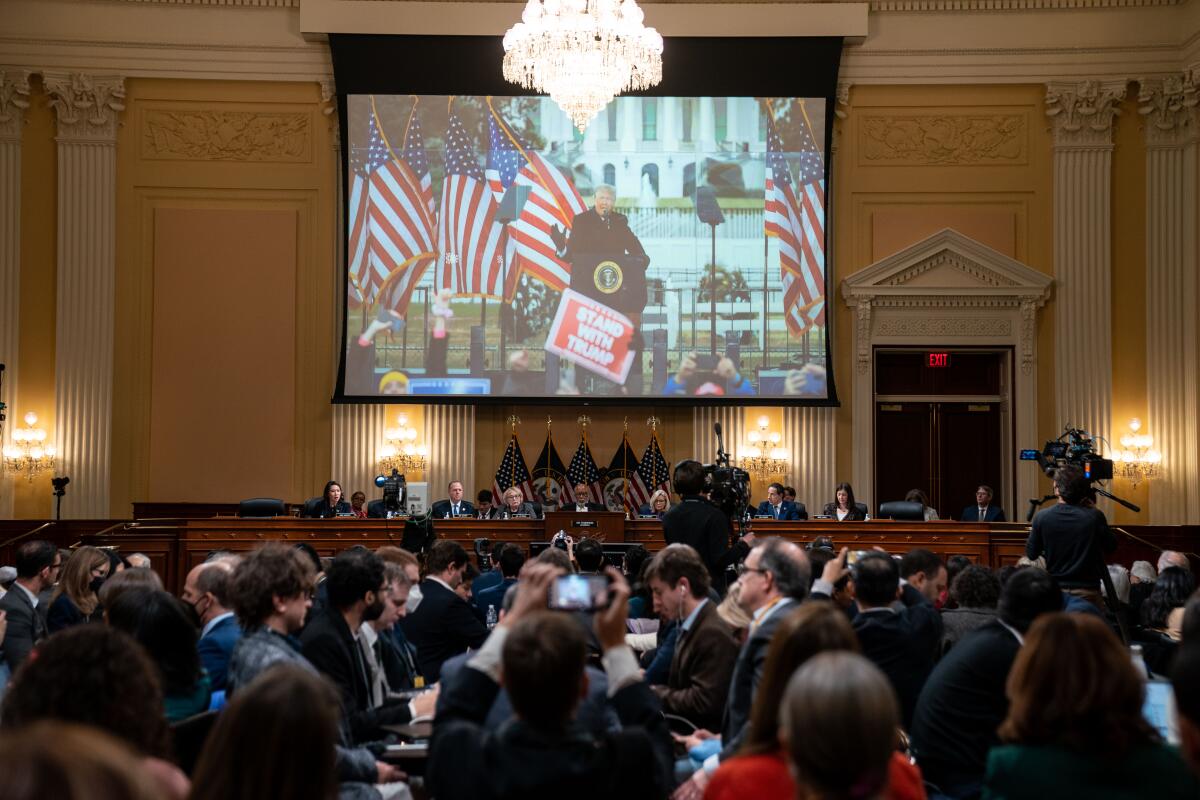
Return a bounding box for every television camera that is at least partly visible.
[705,422,751,532]
[373,469,407,515]
[1020,425,1139,518]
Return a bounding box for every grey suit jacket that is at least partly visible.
[719,598,797,759]
[0,585,49,671]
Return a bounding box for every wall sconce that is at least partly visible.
[1115,418,1161,488]
[3,411,57,482]
[741,414,789,480]
[378,413,427,475]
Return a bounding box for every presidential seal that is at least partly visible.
[593,260,623,294]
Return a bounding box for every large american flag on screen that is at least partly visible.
[378,113,437,315]
[492,433,534,506]
[437,111,505,298]
[486,103,587,299]
[765,102,826,334]
[567,434,606,507]
[635,432,671,506]
[347,105,437,315]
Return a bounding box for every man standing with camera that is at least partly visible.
[1026,465,1116,609]
[661,460,753,592]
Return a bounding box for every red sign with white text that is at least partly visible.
[545,289,636,384]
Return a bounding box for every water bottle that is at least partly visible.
[486,605,498,630]
[1130,643,1150,680]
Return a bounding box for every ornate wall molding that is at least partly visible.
[140,109,310,162]
[860,114,1025,165]
[42,71,125,142]
[0,70,31,141]
[851,297,873,375]
[882,252,1020,287]
[874,317,1012,337]
[1045,80,1127,147]
[1138,73,1199,147]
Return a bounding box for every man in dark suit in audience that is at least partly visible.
[645,545,740,733]
[430,480,475,519]
[399,540,489,682]
[910,568,1063,799]
[0,540,59,673]
[473,544,524,616]
[301,549,437,741]
[961,484,1006,522]
[181,558,241,691]
[754,482,807,520]
[429,563,673,800]
[662,460,754,592]
[845,551,943,729]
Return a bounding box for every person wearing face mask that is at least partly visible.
[301,548,438,742]
[180,558,241,692]
[46,546,109,634]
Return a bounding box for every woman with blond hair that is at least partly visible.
[639,489,672,519]
[47,545,110,633]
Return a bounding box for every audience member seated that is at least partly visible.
[1,624,172,761]
[1135,565,1196,676]
[1159,550,1192,573]
[574,537,607,574]
[126,552,153,570]
[0,540,59,672]
[835,550,942,729]
[0,721,186,800]
[754,482,806,520]
[899,548,948,606]
[938,564,1001,656]
[224,543,400,795]
[943,555,973,605]
[961,484,1005,522]
[106,589,212,722]
[456,563,481,605]
[1172,643,1200,778]
[624,545,654,618]
[301,549,436,742]
[1129,559,1157,619]
[782,652,926,800]
[360,563,420,696]
[305,480,352,519]
[638,488,672,519]
[427,564,673,799]
[375,546,421,616]
[399,540,488,683]
[190,664,347,800]
[499,486,539,519]
[821,481,869,521]
[645,545,740,733]
[985,613,1200,799]
[910,568,1063,799]
[99,566,165,613]
[431,480,474,519]
[905,488,940,521]
[568,481,606,512]
[46,545,108,634]
[474,544,524,616]
[181,559,240,692]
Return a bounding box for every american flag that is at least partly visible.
[492,433,534,506]
[378,112,437,316]
[567,434,606,507]
[604,434,642,514]
[531,431,572,511]
[347,105,437,316]
[486,103,587,299]
[634,432,672,508]
[436,111,505,298]
[765,102,826,334]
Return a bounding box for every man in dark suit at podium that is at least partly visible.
[555,184,648,309]
[569,481,606,513]
[961,485,1006,522]
[755,482,807,520]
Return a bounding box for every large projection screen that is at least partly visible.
[332,36,842,405]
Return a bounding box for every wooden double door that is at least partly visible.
[873,350,1008,520]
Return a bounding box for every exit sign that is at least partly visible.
[928,352,951,368]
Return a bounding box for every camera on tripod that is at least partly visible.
[373,469,407,514]
[1020,426,1113,481]
[702,463,751,520]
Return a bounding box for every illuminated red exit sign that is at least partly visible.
[927,352,951,368]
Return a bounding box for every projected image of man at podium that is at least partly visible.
[551,184,649,393]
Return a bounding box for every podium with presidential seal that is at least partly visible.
[569,252,648,316]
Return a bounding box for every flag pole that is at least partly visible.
[623,417,630,515]
[507,415,520,492]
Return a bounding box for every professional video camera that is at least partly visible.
[373,468,407,515]
[706,422,751,526]
[1020,426,1113,481]
[473,537,492,571]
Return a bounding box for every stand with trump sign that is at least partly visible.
[544,289,637,385]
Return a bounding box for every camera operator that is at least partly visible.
[1025,465,1117,609]
[661,460,754,592]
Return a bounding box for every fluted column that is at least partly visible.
[691,406,742,466]
[783,406,836,514]
[331,404,387,502]
[425,405,475,497]
[1139,73,1200,523]
[44,73,124,518]
[0,70,30,519]
[1045,80,1125,457]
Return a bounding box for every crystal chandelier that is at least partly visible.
[741,415,789,481]
[378,413,427,475]
[503,0,664,131]
[1114,418,1161,489]
[3,411,57,482]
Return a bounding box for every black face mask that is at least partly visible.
[183,597,206,629]
[89,576,106,595]
[362,595,386,622]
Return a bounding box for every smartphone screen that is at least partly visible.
[549,574,609,612]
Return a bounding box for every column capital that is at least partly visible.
[834,82,852,121]
[1045,79,1126,147]
[42,72,126,144]
[1138,73,1199,147]
[0,70,31,141]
